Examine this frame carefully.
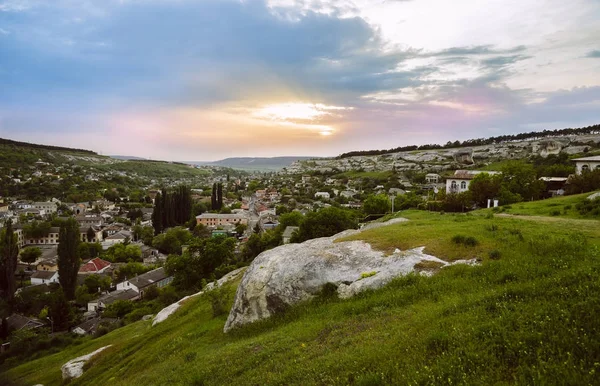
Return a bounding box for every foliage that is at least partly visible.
[153,186,193,235]
[204,283,230,318]
[0,221,19,303]
[103,300,135,319]
[363,194,390,215]
[575,197,600,217]
[19,247,42,268]
[57,218,81,300]
[103,243,142,263]
[114,262,154,283]
[394,191,424,210]
[165,236,236,291]
[565,170,600,194]
[22,221,52,239]
[291,207,358,243]
[152,227,192,255]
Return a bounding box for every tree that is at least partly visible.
[469,173,502,208]
[152,192,163,235]
[211,183,218,211]
[291,207,357,243]
[363,194,390,215]
[0,220,19,303]
[57,218,81,300]
[20,247,42,271]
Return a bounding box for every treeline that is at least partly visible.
[337,124,600,159]
[152,186,192,235]
[0,137,97,155]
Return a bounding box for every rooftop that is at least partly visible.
[127,267,171,289]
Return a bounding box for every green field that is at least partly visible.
[476,191,600,219]
[333,170,395,180]
[3,210,600,385]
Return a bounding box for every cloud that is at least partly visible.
[585,49,600,58]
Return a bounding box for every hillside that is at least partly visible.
[0,138,210,181]
[190,157,318,171]
[285,132,600,175]
[3,202,600,385]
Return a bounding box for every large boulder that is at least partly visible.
[61,345,111,381]
[224,219,458,332]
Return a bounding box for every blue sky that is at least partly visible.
[1,0,599,160]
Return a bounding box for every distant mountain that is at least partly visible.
[109,155,149,161]
[189,156,320,171]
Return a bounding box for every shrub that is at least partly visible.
[464,236,479,246]
[360,271,377,279]
[451,235,466,244]
[204,284,229,318]
[488,250,501,260]
[451,234,478,246]
[550,210,560,216]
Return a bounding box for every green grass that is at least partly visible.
[333,170,395,180]
[4,212,600,385]
[477,191,600,219]
[91,160,209,179]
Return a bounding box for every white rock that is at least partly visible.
[587,192,600,201]
[152,267,246,326]
[224,219,461,332]
[61,345,111,381]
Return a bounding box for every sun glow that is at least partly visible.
[253,102,350,121]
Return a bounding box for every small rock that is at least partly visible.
[61,345,111,381]
[142,314,154,321]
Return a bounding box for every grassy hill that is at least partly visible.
[0,137,209,180]
[3,205,600,385]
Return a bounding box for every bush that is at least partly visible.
[464,236,479,246]
[451,235,478,247]
[550,210,561,216]
[488,250,501,260]
[204,284,229,318]
[451,235,466,245]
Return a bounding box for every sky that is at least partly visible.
[1,0,599,161]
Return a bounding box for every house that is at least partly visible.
[21,226,60,246]
[388,188,406,196]
[76,215,103,227]
[37,257,58,272]
[31,202,57,214]
[79,258,111,274]
[116,267,173,298]
[196,213,248,227]
[339,190,356,199]
[539,177,568,198]
[30,270,59,285]
[87,289,139,312]
[282,226,299,244]
[572,155,600,175]
[314,192,331,200]
[102,230,132,247]
[72,317,118,336]
[80,226,103,243]
[425,173,441,184]
[4,314,45,333]
[445,170,500,194]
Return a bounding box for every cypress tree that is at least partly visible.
[217,183,223,210]
[0,220,19,303]
[152,192,163,235]
[211,183,218,210]
[57,218,81,300]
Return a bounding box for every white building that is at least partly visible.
[30,270,59,285]
[572,156,600,175]
[446,170,500,194]
[314,192,331,199]
[32,202,57,214]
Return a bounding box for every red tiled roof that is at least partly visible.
[79,258,111,273]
